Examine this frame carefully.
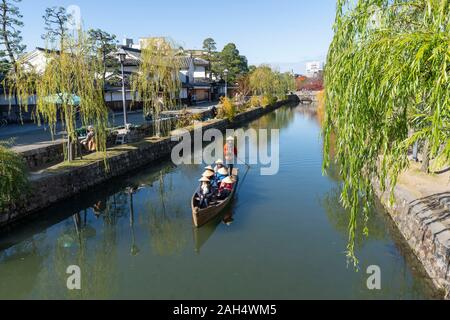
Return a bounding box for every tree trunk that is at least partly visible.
[421,139,430,173]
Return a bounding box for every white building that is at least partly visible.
[0,38,217,118]
[306,61,324,78]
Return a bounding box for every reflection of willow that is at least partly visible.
[250,105,296,132]
[320,185,387,252]
[125,163,176,192]
[44,207,120,299]
[0,238,47,299]
[147,172,188,256]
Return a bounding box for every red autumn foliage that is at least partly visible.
[295,75,324,91]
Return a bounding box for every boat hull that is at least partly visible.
[192,169,238,228]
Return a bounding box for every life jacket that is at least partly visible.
[224,144,237,162]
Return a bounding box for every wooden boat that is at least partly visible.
[192,169,239,228]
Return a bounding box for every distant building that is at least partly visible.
[306,61,324,78]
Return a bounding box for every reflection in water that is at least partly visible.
[147,172,189,257]
[0,239,46,299]
[128,188,140,257]
[320,184,387,250]
[193,204,236,254]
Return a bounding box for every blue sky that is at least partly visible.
[19,0,336,73]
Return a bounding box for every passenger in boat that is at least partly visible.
[218,176,235,200]
[198,176,212,208]
[224,136,237,176]
[214,159,224,173]
[205,166,218,190]
[216,167,229,183]
[205,165,214,173]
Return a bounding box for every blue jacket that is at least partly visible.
[215,173,227,183]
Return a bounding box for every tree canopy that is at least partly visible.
[202,38,216,54]
[324,0,450,264]
[202,38,216,80]
[131,37,182,136]
[212,43,248,83]
[35,30,109,161]
[88,29,118,89]
[249,65,295,99]
[0,0,25,75]
[42,6,71,49]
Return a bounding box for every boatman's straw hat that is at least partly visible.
[215,159,224,165]
[205,166,214,172]
[202,170,215,178]
[222,176,235,184]
[218,168,229,176]
[199,177,211,182]
[226,136,234,141]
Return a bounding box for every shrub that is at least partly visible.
[250,96,261,108]
[0,141,28,213]
[176,111,198,129]
[261,94,276,107]
[218,97,236,120]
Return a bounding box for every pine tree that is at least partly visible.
[88,29,118,93]
[0,0,25,75]
[42,6,71,50]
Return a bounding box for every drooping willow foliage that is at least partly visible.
[249,65,295,100]
[35,30,109,161]
[324,0,450,264]
[0,140,28,212]
[131,37,182,136]
[3,63,37,120]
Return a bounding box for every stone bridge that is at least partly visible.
[295,91,319,105]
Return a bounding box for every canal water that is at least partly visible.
[0,104,440,299]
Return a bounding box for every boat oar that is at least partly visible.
[237,156,251,169]
[236,165,250,194]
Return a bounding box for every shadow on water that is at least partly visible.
[193,202,236,254]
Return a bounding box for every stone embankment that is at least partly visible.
[374,163,450,298]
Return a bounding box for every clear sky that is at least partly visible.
[18,0,337,73]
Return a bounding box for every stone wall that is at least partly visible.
[374,180,450,298]
[15,109,215,171]
[1,96,299,228]
[15,140,65,170]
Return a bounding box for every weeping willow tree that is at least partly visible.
[249,65,295,100]
[324,0,450,264]
[35,30,109,161]
[0,140,28,212]
[131,37,182,137]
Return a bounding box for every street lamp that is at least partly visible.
[117,48,128,128]
[224,69,229,97]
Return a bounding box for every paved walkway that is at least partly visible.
[2,102,218,151]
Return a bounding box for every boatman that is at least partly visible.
[224,136,237,176]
